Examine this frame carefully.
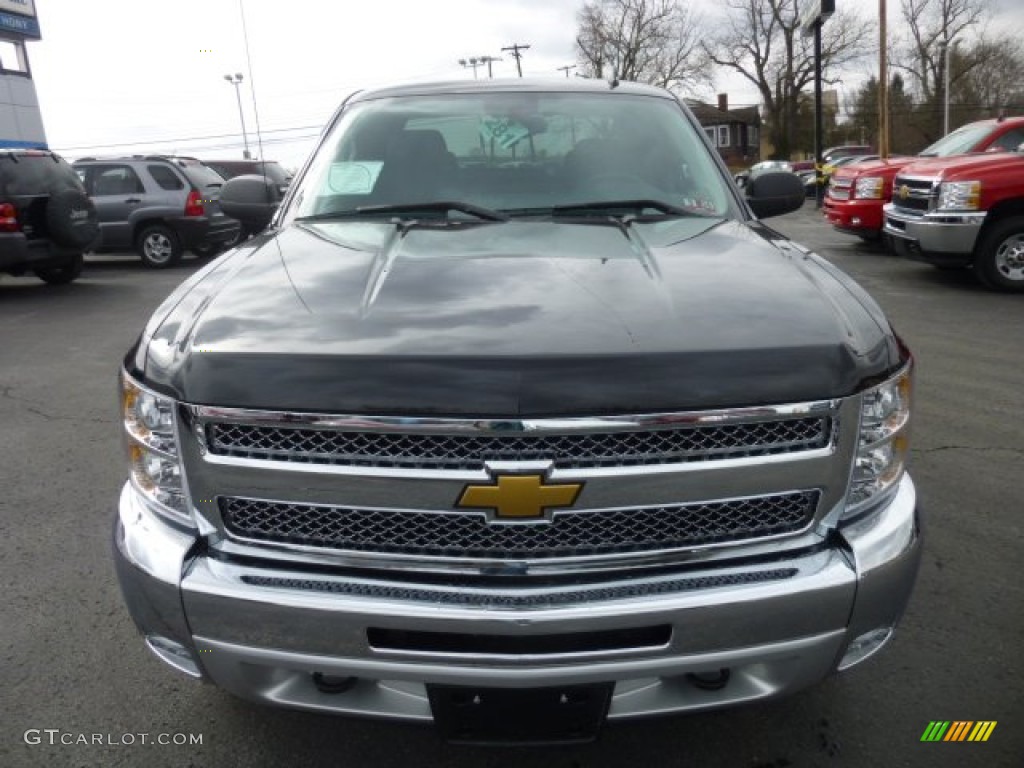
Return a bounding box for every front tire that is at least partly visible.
[973,216,1024,292]
[136,224,182,268]
[34,253,84,285]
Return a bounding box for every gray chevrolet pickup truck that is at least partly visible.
[114,79,920,744]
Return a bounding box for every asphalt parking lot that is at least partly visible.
[2,205,1022,768]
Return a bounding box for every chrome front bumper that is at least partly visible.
[883,205,985,258]
[114,476,921,721]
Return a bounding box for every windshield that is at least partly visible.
[919,122,993,157]
[1,153,85,195]
[177,160,226,188]
[287,92,733,222]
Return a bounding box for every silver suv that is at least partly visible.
[73,155,240,268]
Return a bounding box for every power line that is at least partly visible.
[501,43,531,77]
[52,124,323,152]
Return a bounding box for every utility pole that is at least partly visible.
[458,57,482,79]
[478,55,501,78]
[557,64,576,78]
[501,43,531,77]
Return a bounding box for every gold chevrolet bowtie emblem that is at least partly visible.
[899,184,909,200]
[457,474,582,520]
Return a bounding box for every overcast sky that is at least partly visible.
[22,0,1024,169]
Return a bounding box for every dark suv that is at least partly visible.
[0,149,100,284]
[72,156,240,268]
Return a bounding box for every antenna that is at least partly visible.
[237,0,272,206]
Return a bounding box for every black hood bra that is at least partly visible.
[133,217,899,415]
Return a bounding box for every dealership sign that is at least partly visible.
[0,0,36,17]
[799,0,834,37]
[0,10,39,38]
[0,0,39,39]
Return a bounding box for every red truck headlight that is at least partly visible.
[854,177,885,199]
[936,180,981,211]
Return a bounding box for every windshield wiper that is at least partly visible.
[551,199,693,217]
[296,201,509,223]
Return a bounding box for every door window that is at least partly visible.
[147,165,184,190]
[90,166,144,196]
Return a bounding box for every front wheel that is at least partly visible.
[136,225,182,268]
[34,253,83,285]
[973,216,1024,292]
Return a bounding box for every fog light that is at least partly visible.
[851,217,862,226]
[312,672,358,694]
[145,634,202,678]
[838,627,893,671]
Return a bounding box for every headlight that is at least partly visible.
[845,364,912,517]
[854,177,885,199]
[122,371,191,525]
[936,180,980,211]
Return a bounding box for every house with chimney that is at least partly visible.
[685,94,761,168]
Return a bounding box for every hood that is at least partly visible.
[896,151,1024,179]
[134,218,899,415]
[833,156,916,181]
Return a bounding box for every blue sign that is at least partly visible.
[0,10,40,39]
[0,139,48,149]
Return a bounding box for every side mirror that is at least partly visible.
[746,171,805,218]
[220,175,282,231]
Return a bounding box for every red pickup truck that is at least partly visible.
[823,116,1024,241]
[883,147,1024,291]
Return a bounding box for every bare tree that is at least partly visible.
[893,0,1013,140]
[575,0,710,91]
[704,0,872,159]
[955,40,1024,117]
[896,0,985,105]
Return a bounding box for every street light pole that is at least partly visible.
[223,73,251,160]
[942,39,957,136]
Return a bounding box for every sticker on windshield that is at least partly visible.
[479,117,530,150]
[326,162,383,194]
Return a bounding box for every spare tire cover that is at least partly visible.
[46,189,100,249]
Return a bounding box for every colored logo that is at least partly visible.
[920,721,997,742]
[457,473,582,521]
[899,184,910,200]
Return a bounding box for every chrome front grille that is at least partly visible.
[220,491,820,558]
[184,399,852,574]
[891,176,935,213]
[205,416,832,470]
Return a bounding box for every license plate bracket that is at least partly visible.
[427,682,613,745]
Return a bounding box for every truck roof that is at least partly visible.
[347,78,675,103]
